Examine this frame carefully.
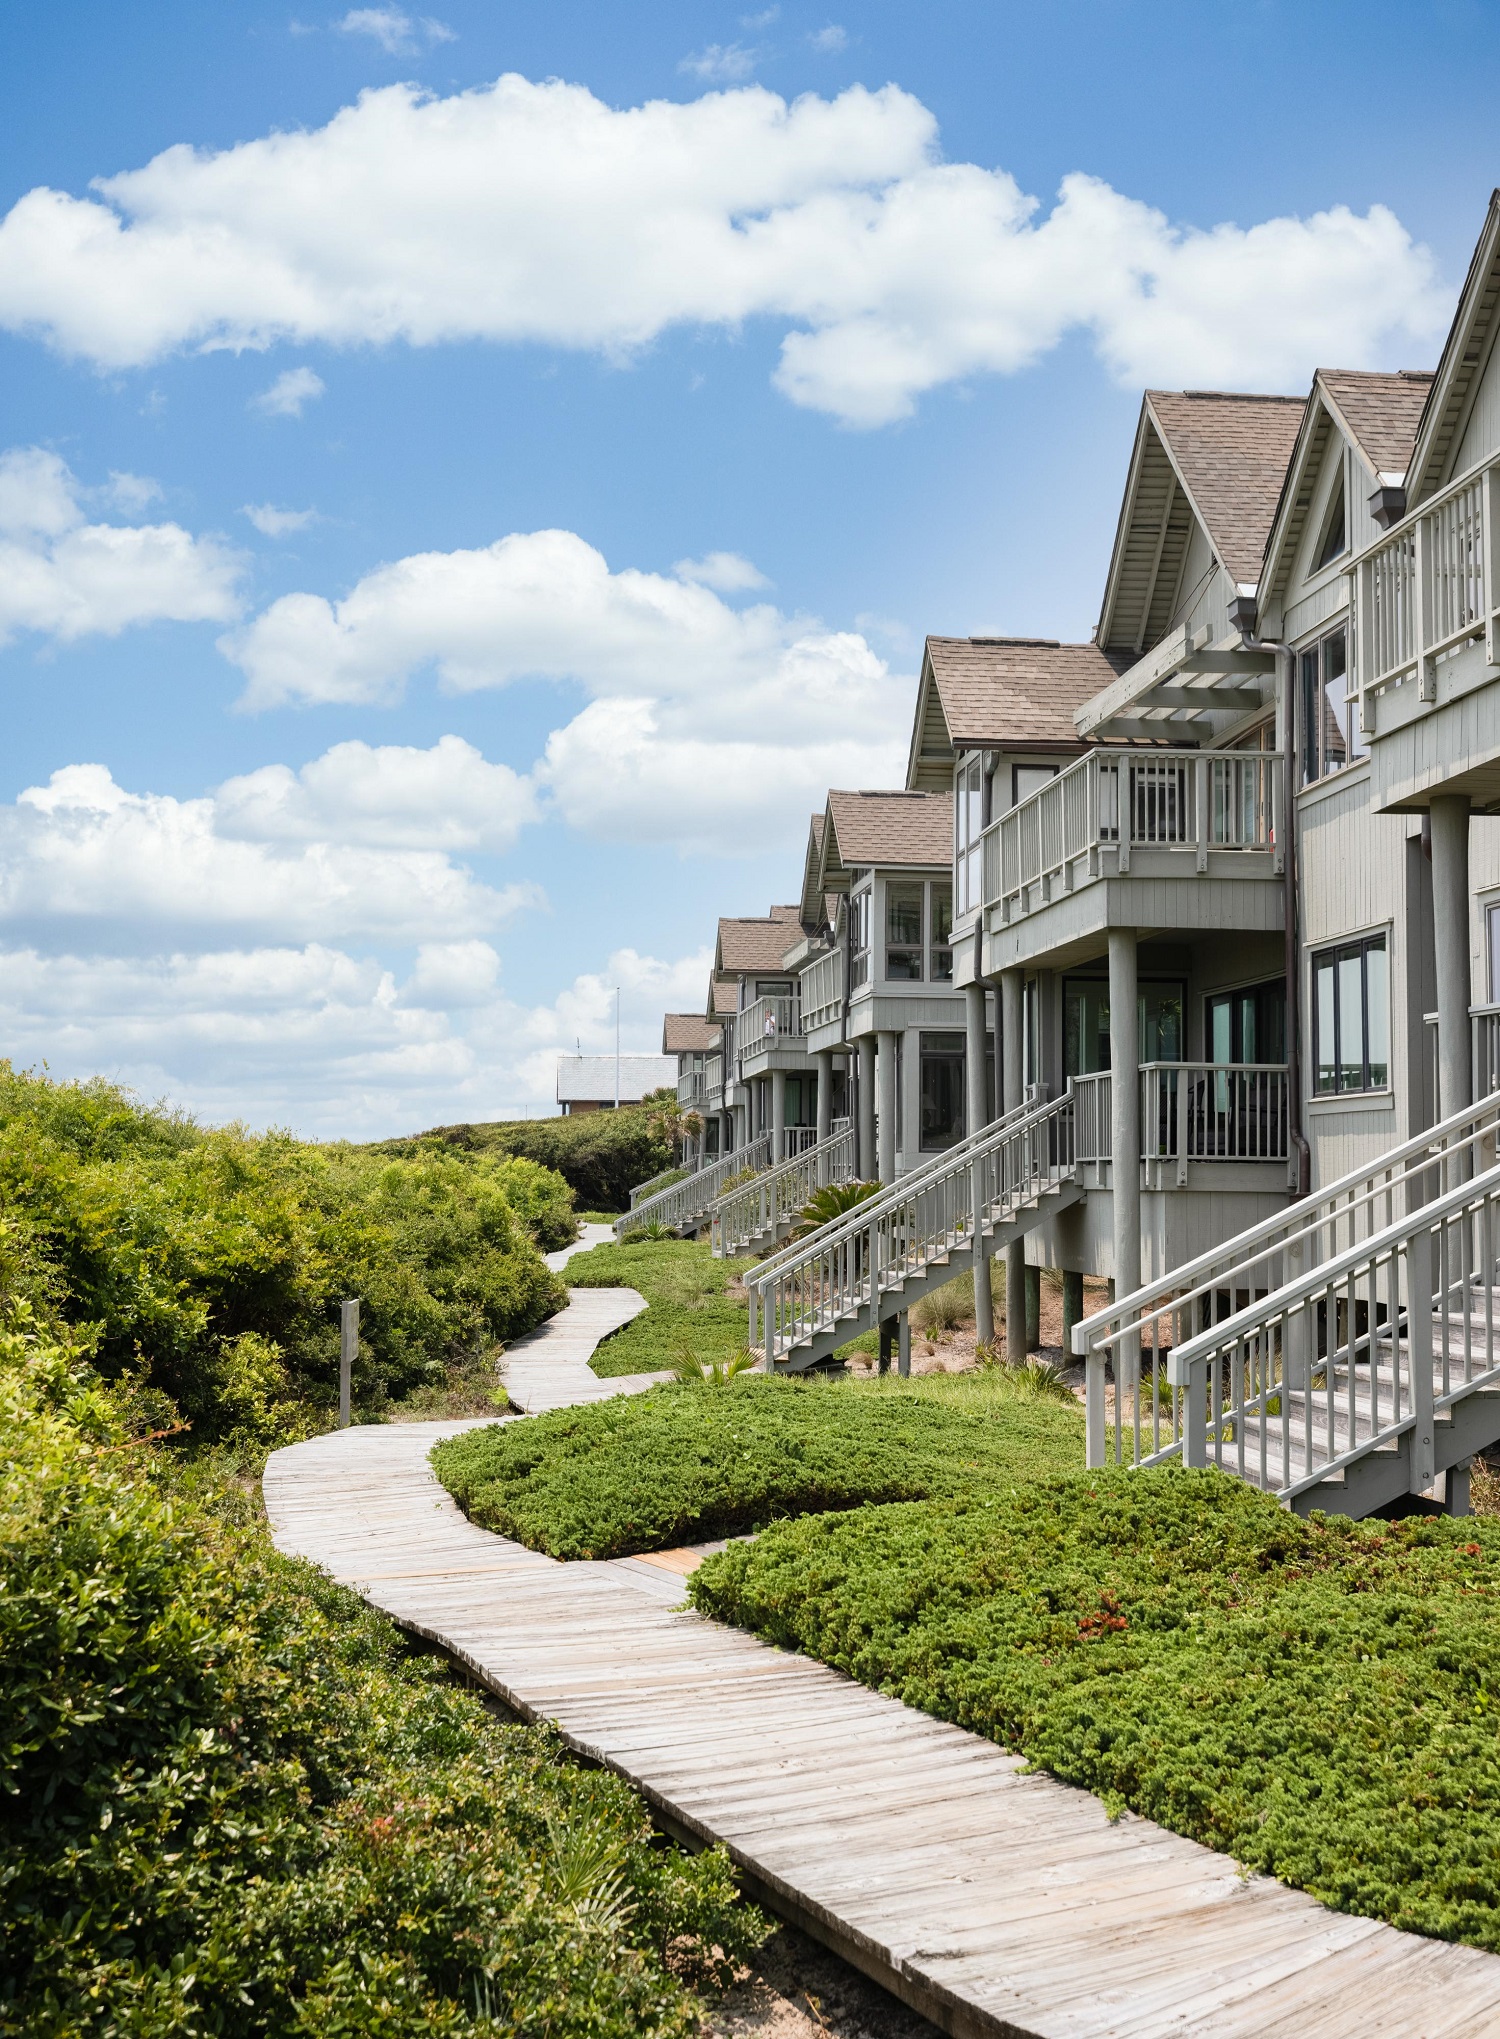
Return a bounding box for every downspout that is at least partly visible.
[1232,599,1308,1199]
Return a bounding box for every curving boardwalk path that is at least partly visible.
[265,1257,1500,2038]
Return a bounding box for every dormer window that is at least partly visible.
[1314,476,1347,569]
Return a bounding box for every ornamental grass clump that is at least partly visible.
[688,1469,1500,1953]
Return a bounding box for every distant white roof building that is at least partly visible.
[555,1053,676,1114]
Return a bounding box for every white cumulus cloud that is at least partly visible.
[1,755,536,942]
[253,366,325,416]
[0,76,1447,423]
[215,734,539,851]
[217,526,909,848]
[0,446,241,647]
[672,549,769,591]
[679,43,759,83]
[338,9,454,55]
[809,25,848,52]
[242,502,318,535]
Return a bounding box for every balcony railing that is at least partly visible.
[800,946,844,1033]
[1073,1064,1288,1178]
[703,1050,724,1109]
[677,1063,705,1110]
[979,747,1279,924]
[1352,453,1500,715]
[735,992,801,1068]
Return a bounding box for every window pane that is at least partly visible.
[1013,765,1055,808]
[1488,903,1500,1006]
[1208,995,1232,1065]
[1322,632,1351,772]
[886,885,922,945]
[1139,985,1184,1063]
[919,1034,966,1151]
[1301,649,1321,784]
[1337,950,1364,1089]
[1315,959,1336,1092]
[1365,939,1389,1088]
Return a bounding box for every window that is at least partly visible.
[919,1032,966,1151]
[1205,979,1286,1065]
[1489,902,1500,1005]
[784,1073,816,1127]
[1314,476,1347,569]
[1300,628,1365,784]
[954,754,984,916]
[1013,763,1058,808]
[886,883,924,979]
[850,885,872,989]
[1312,935,1388,1092]
[753,979,790,999]
[1063,980,1186,1076]
[930,884,953,982]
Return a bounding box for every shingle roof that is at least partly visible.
[924,638,1130,749]
[662,1012,719,1054]
[555,1054,675,1103]
[825,790,952,871]
[716,906,803,975]
[1146,391,1307,588]
[1319,370,1433,479]
[709,975,739,1018]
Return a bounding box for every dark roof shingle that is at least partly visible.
[925,637,1129,749]
[825,790,952,869]
[716,906,803,975]
[662,1012,719,1054]
[1146,390,1307,587]
[1318,369,1433,479]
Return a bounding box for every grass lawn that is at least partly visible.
[562,1238,749,1378]
[430,1369,1085,1560]
[689,1470,1500,1954]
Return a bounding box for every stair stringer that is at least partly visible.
[770,1179,1084,1374]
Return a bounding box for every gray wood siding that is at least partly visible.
[1451,322,1500,477]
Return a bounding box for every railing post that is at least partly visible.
[1416,509,1436,701]
[1195,754,1209,869]
[1407,1222,1436,1494]
[339,1297,359,1427]
[1182,1357,1208,1469]
[1085,1345,1107,1468]
[1485,461,1500,669]
[747,1277,760,1360]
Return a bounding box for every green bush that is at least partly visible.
[0,1066,566,1434]
[390,1106,671,1215]
[563,1238,749,1379]
[911,1268,974,1333]
[485,1154,578,1252]
[431,1370,1085,1560]
[689,1470,1500,1953]
[0,1304,763,2035]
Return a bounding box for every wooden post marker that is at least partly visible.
[339,1298,360,1428]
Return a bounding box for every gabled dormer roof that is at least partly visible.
[662,1012,719,1054]
[1261,369,1433,611]
[713,906,803,979]
[1406,190,1500,507]
[1097,390,1305,653]
[818,790,952,889]
[906,636,1121,788]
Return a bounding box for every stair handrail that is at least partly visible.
[629,1162,686,1209]
[710,1122,857,1258]
[748,1087,1077,1365]
[747,1093,1042,1285]
[1078,1089,1500,1469]
[1154,1154,1500,1498]
[614,1132,772,1238]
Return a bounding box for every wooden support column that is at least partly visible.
[1109,927,1141,1371]
[1025,1264,1041,1352]
[877,1031,898,1185]
[1062,1269,1084,1355]
[1001,968,1026,1361]
[770,1068,786,1165]
[1430,794,1473,1128]
[815,1048,834,1185]
[857,1035,877,1180]
[965,976,994,1346]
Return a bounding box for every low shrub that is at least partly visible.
[392,1106,672,1214]
[565,1238,750,1379]
[911,1268,974,1334]
[431,1370,1085,1560]
[0,1066,566,1434]
[0,1303,763,2035]
[689,1470,1500,1953]
[486,1153,579,1251]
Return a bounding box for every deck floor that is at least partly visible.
[263,1290,1500,2039]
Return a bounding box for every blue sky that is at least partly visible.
[0,0,1494,1135]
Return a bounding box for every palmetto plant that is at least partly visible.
[786,1179,883,1244]
[644,1092,703,1161]
[545,1812,638,1933]
[671,1342,759,1385]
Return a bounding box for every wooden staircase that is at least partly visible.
[1077,1092,1500,1516]
[615,1133,772,1240]
[711,1122,856,1260]
[747,1091,1082,1373]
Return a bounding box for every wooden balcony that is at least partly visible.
[734,991,806,1077]
[1073,1062,1290,1189]
[977,747,1282,967]
[799,946,844,1042]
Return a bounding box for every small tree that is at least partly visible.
[644,1088,702,1161]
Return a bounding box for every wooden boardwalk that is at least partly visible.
[263,1290,1500,2037]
